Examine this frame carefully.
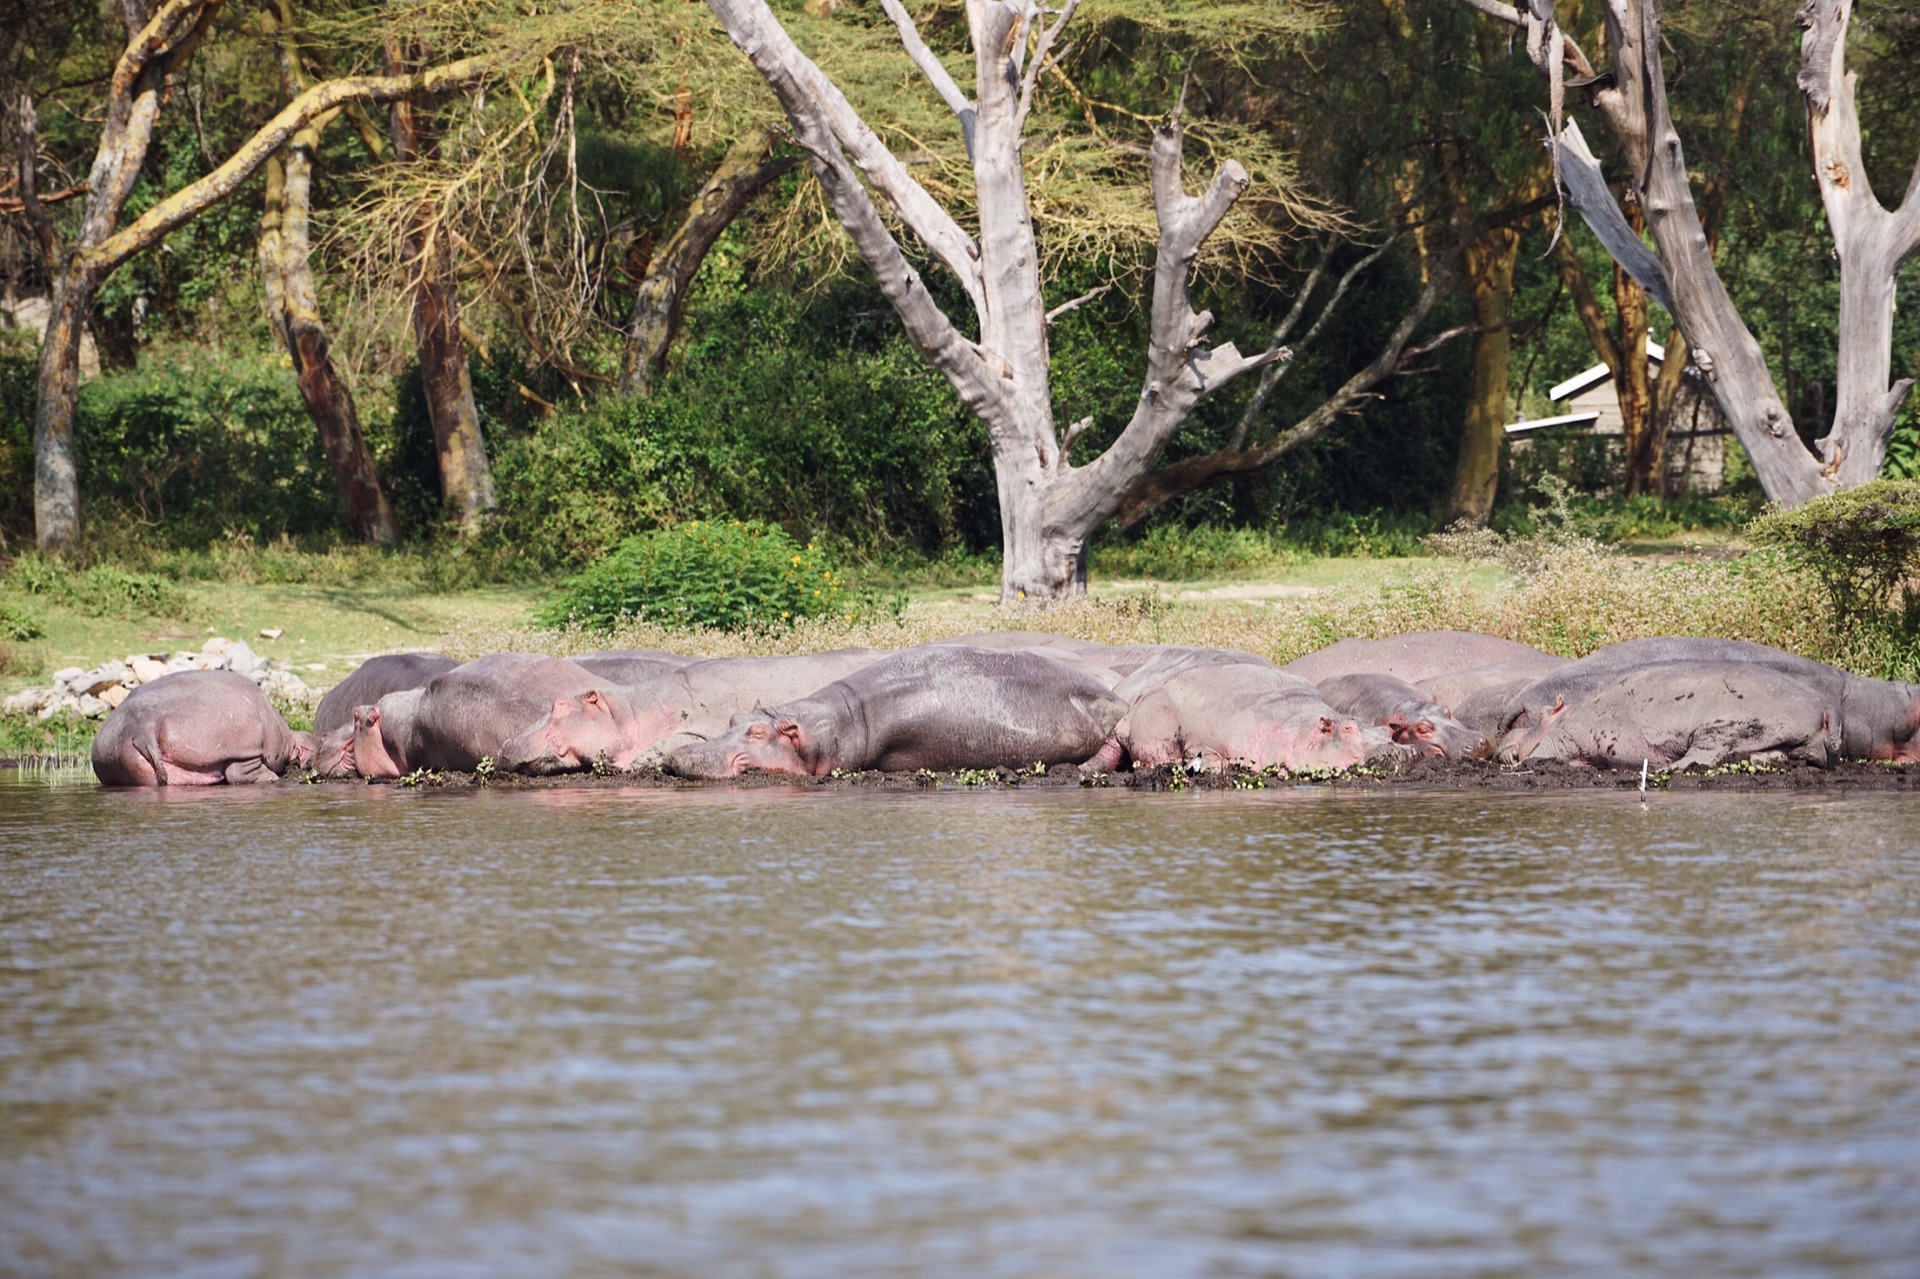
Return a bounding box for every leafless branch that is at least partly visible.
[1044,283,1110,326]
[879,0,977,158]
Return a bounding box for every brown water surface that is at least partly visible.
[2,776,1917,1276]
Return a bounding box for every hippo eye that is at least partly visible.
[746,724,769,741]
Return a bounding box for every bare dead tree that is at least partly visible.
[1462,0,1920,507]
[707,0,1281,602]
[20,0,492,551]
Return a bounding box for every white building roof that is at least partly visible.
[1503,411,1603,434]
[1547,336,1667,402]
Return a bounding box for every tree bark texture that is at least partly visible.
[387,43,496,533]
[708,0,1272,602]
[619,126,797,397]
[259,145,400,544]
[1476,0,1920,507]
[24,0,494,549]
[1444,224,1520,527]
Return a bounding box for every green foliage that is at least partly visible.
[0,347,36,548]
[1091,524,1301,579]
[541,518,886,633]
[0,595,46,640]
[2,554,191,620]
[1747,480,1920,644]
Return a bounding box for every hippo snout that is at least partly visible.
[665,741,743,779]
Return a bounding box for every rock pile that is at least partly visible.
[3,637,317,720]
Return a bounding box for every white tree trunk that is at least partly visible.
[707,0,1272,602]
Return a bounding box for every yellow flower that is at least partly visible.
[791,554,802,565]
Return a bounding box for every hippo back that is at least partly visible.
[313,652,458,737]
[1282,630,1557,685]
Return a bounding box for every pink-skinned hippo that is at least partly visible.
[1315,673,1492,759]
[312,653,458,737]
[498,649,884,774]
[665,647,1127,778]
[1085,657,1378,774]
[1496,660,1840,769]
[1495,637,1920,762]
[92,669,313,786]
[1416,653,1571,713]
[1281,630,1558,686]
[347,653,610,776]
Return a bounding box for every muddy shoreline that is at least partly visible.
[305,756,1920,792]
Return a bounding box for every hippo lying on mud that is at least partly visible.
[499,650,884,774]
[1086,650,1378,774]
[1497,660,1842,769]
[1315,673,1492,759]
[312,653,458,737]
[1496,638,1920,765]
[92,670,312,785]
[666,647,1126,778]
[321,654,607,776]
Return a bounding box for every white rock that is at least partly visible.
[224,641,259,673]
[77,694,110,718]
[51,667,86,689]
[130,656,169,684]
[203,636,229,654]
[260,627,284,640]
[4,690,45,715]
[100,684,130,709]
[79,661,132,696]
[38,695,79,720]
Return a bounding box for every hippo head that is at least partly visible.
[352,705,405,779]
[1275,714,1372,771]
[1498,694,1569,763]
[667,709,815,779]
[1386,712,1493,760]
[499,690,632,775]
[312,723,357,777]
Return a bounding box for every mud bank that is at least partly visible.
[281,754,1920,793]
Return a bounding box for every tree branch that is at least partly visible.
[1044,283,1109,326]
[878,0,976,158]
[712,0,985,317]
[1551,120,1676,316]
[85,55,496,273]
[14,94,57,265]
[1017,0,1079,128]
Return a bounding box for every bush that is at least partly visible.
[0,594,44,640]
[1747,479,1920,643]
[2,554,190,620]
[541,519,889,633]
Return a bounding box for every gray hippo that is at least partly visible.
[570,649,694,685]
[1315,673,1492,759]
[1496,638,1920,762]
[312,653,458,737]
[1282,630,1558,685]
[1496,660,1840,769]
[1416,653,1571,713]
[348,653,609,776]
[92,669,313,786]
[1085,656,1377,774]
[498,649,884,774]
[666,647,1127,778]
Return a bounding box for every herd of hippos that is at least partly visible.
[87,629,1920,786]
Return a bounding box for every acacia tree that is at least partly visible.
[706,0,1288,602]
[17,0,490,551]
[257,0,400,544]
[1463,0,1920,507]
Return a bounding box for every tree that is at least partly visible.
[257,0,399,544]
[17,0,491,551]
[1463,0,1920,507]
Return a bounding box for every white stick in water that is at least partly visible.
[1640,758,1649,799]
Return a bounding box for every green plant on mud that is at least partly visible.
[1748,480,1920,654]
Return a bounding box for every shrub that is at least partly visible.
[2,554,190,620]
[0,595,44,640]
[541,519,887,633]
[1747,479,1920,643]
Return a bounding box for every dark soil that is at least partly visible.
[275,756,1920,793]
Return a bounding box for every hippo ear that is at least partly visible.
[1317,716,1335,736]
[581,690,610,714]
[776,718,805,746]
[1386,714,1418,745]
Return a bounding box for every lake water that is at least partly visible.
[2,775,1917,1277]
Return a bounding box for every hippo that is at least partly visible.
[350,653,610,776]
[1108,646,1281,702]
[666,647,1127,778]
[1085,660,1377,774]
[312,653,458,737]
[1416,653,1572,714]
[1495,638,1920,761]
[1496,660,1840,770]
[92,669,313,786]
[570,649,694,686]
[1315,673,1492,758]
[498,649,884,774]
[1281,630,1559,685]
